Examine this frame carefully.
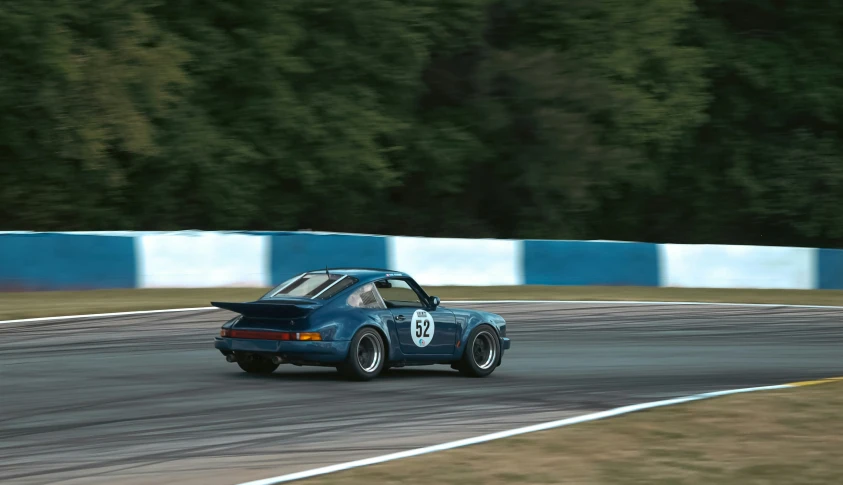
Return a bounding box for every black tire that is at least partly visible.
[237,354,279,374]
[458,324,500,378]
[337,328,385,381]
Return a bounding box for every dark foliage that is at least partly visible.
[1,0,841,247]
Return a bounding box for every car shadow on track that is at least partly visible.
[226,366,464,382]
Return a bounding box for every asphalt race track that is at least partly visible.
[2,302,842,485]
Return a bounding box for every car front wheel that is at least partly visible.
[338,328,385,381]
[458,325,500,377]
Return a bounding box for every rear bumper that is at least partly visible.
[214,337,350,363]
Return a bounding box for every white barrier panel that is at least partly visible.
[387,237,522,286]
[659,244,816,289]
[137,233,270,288]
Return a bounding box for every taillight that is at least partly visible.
[221,329,321,341]
[296,332,322,341]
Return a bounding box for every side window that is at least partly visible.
[376,279,424,308]
[347,283,386,309]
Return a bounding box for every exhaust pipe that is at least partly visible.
[271,356,284,365]
[225,354,237,363]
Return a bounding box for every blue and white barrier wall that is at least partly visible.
[0,231,841,291]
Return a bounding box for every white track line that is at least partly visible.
[233,384,793,485]
[0,306,216,324]
[446,299,843,309]
[3,299,843,325]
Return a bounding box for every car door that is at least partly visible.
[375,278,457,357]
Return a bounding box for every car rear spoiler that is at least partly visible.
[211,300,322,319]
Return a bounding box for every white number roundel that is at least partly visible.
[411,309,435,347]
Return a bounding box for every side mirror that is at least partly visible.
[429,296,440,309]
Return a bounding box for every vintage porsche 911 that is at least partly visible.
[213,268,511,380]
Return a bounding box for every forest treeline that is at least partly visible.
[1,0,842,247]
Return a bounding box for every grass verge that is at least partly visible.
[2,286,843,320]
[300,380,843,485]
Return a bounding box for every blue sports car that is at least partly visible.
[213,268,511,380]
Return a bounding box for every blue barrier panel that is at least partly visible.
[270,233,388,285]
[0,233,136,291]
[524,240,659,286]
[817,248,843,289]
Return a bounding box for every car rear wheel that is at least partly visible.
[338,328,385,381]
[458,324,500,377]
[237,354,279,374]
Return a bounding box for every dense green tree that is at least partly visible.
[665,0,843,245]
[399,0,709,239]
[1,0,843,247]
[0,0,188,229]
[144,0,475,232]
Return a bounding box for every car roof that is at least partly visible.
[303,268,410,281]
[260,268,413,301]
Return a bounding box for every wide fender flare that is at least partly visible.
[333,312,396,361]
[456,315,501,359]
[356,322,397,361]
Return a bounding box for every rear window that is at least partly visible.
[268,273,357,299]
[315,276,357,299]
